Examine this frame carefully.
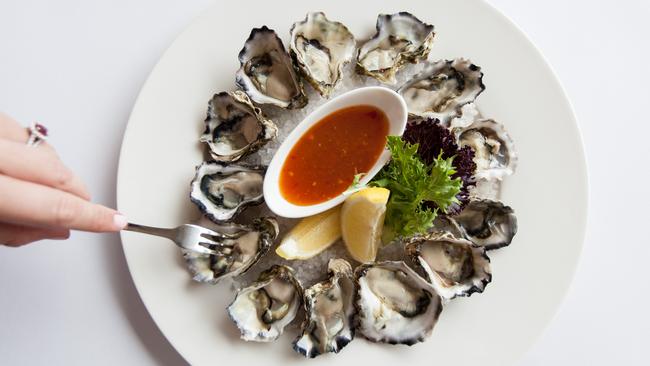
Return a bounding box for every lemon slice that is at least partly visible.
[341,187,390,263]
[276,206,342,260]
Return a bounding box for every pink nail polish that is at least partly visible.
[113,214,128,230]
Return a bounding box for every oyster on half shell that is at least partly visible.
[289,12,356,97]
[453,199,518,250]
[398,58,485,124]
[456,119,518,180]
[355,261,442,345]
[190,162,265,223]
[357,12,435,84]
[406,232,491,300]
[227,265,303,342]
[236,26,307,109]
[199,91,277,162]
[183,217,278,284]
[293,259,356,358]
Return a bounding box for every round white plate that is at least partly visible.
[117,1,587,365]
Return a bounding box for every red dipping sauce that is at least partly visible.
[279,105,389,206]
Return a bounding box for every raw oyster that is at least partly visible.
[227,265,303,342]
[356,12,435,84]
[406,232,491,300]
[289,12,356,97]
[456,119,518,180]
[453,199,518,250]
[183,217,278,284]
[236,26,307,109]
[398,58,485,124]
[355,261,442,345]
[432,215,465,238]
[190,162,265,223]
[293,259,356,358]
[199,91,277,162]
[449,103,480,130]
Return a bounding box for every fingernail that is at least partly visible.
[113,214,128,230]
[52,231,71,240]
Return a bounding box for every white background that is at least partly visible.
[0,0,648,365]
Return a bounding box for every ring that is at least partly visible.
[26,122,48,147]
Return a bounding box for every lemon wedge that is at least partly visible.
[341,187,390,263]
[275,206,342,260]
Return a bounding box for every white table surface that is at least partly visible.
[1,0,648,365]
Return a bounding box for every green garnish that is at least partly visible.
[343,173,367,194]
[372,136,462,241]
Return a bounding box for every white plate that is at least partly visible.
[117,1,588,365]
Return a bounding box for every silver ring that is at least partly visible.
[26,122,48,147]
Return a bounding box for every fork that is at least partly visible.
[123,222,224,256]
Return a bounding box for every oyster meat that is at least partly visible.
[453,199,518,250]
[456,119,518,180]
[227,265,303,342]
[406,232,491,300]
[236,26,307,109]
[183,217,278,284]
[289,12,356,97]
[199,91,277,162]
[398,58,485,124]
[293,259,356,358]
[357,12,435,84]
[355,261,442,345]
[190,162,265,223]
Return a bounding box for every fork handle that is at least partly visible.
[123,222,177,241]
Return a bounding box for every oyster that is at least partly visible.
[406,232,491,300]
[190,162,265,223]
[356,12,435,84]
[183,217,278,284]
[453,199,518,250]
[433,214,465,238]
[355,261,442,345]
[456,119,518,180]
[449,102,480,130]
[236,26,307,109]
[227,265,303,342]
[199,91,277,162]
[398,58,485,124]
[289,12,356,97]
[293,259,356,358]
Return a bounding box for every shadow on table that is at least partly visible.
[104,235,189,366]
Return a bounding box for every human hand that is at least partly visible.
[0,113,127,246]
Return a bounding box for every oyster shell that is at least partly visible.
[456,119,518,180]
[183,217,278,284]
[199,91,277,162]
[355,261,442,345]
[398,58,485,124]
[227,265,303,342]
[189,162,265,223]
[356,12,435,84]
[449,102,480,130]
[453,199,518,250]
[293,259,356,358]
[406,232,491,300]
[289,12,356,97]
[236,26,307,109]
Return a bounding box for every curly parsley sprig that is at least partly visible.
[371,136,462,241]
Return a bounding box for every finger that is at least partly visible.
[0,112,29,142]
[0,139,91,200]
[0,175,127,232]
[0,112,55,153]
[0,222,70,247]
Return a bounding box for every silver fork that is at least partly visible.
[123,222,223,256]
